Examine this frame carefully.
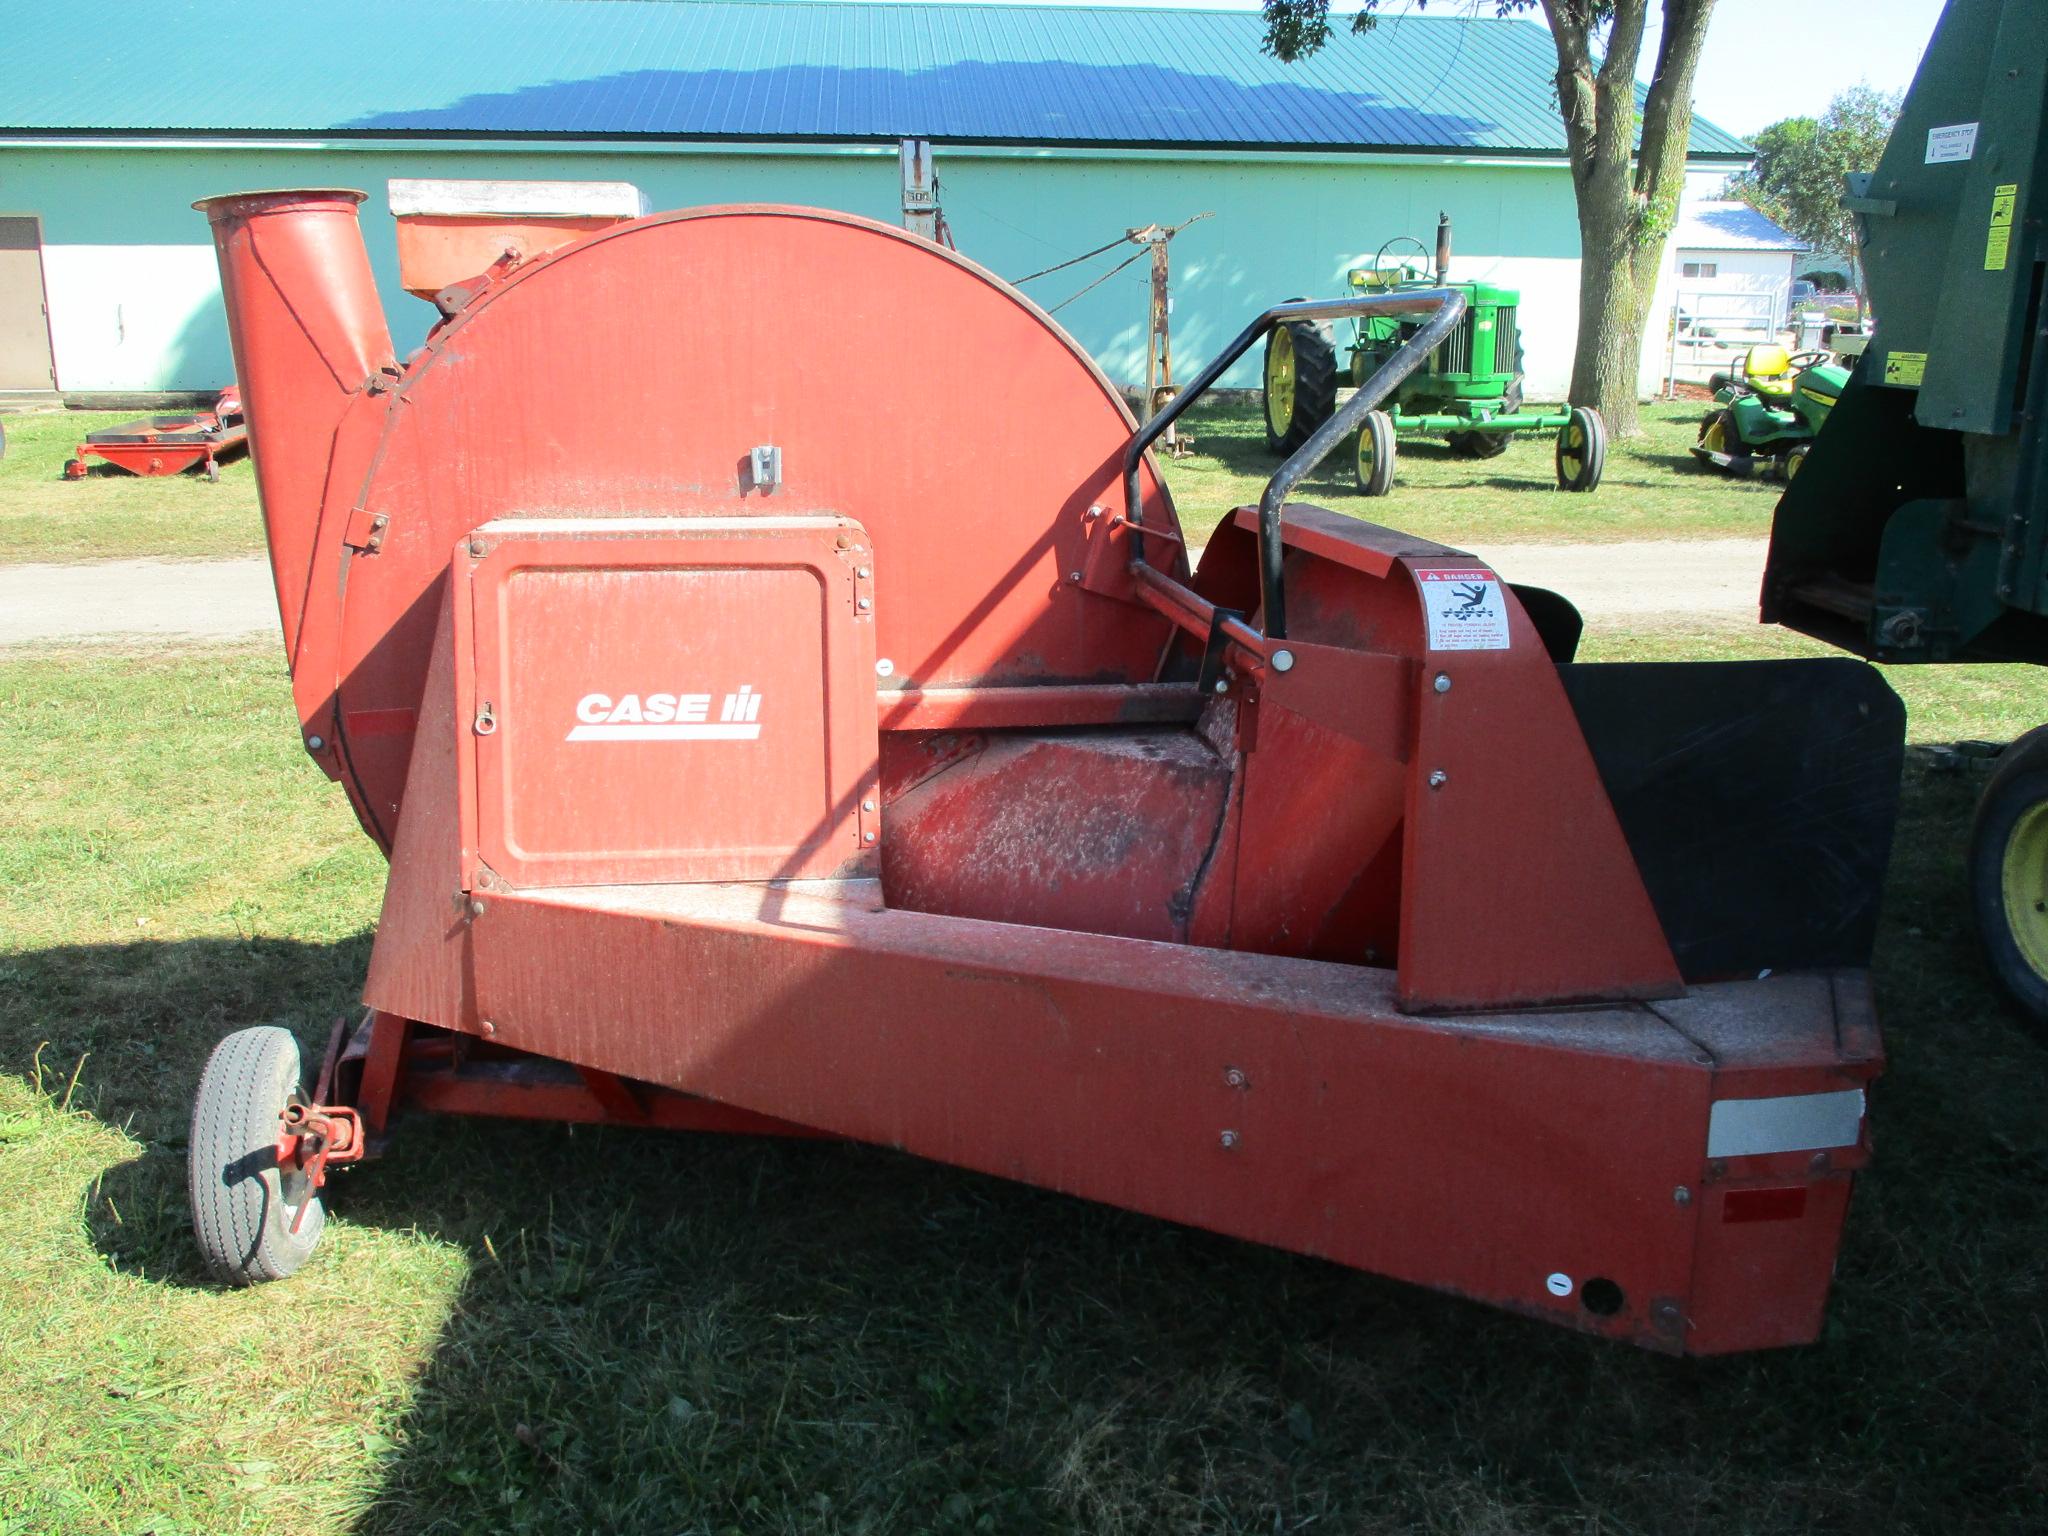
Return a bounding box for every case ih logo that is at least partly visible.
[567,686,763,742]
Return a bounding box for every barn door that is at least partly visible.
[0,216,57,392]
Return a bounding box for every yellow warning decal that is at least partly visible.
[1987,182,2018,271]
[1884,351,1927,387]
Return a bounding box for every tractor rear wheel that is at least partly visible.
[1555,406,1605,492]
[1262,311,1338,454]
[188,1025,327,1285]
[1447,430,1510,459]
[1970,727,2048,1036]
[1354,410,1396,496]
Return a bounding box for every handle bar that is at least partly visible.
[1121,288,1466,639]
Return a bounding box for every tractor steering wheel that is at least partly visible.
[1372,235,1434,280]
[1785,349,1831,370]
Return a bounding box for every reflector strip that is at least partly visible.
[566,723,762,742]
[1706,1089,1864,1159]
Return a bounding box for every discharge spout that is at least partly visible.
[195,189,395,659]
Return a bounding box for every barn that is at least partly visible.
[0,0,1750,403]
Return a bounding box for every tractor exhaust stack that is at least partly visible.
[1435,211,1452,283]
[195,189,395,658]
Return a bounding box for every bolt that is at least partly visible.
[1219,1129,1240,1149]
[1068,571,1083,584]
[480,1019,496,1038]
[863,830,877,843]
[1213,678,1229,695]
[836,533,852,549]
[1224,1067,1248,1089]
[875,657,895,678]
[1433,672,1451,694]
[305,734,325,751]
[1673,1185,1691,1206]
[1809,1151,1831,1173]
[1270,648,1295,673]
[857,566,871,578]
[470,899,486,917]
[857,597,872,612]
[468,538,485,558]
[862,799,876,812]
[1086,505,1104,520]
[1428,769,1449,789]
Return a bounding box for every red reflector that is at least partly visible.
[1722,1186,1808,1223]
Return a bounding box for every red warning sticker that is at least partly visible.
[1416,567,1511,651]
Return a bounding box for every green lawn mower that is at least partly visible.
[1260,215,1606,496]
[1691,342,1849,481]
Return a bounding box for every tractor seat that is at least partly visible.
[1744,344,1797,399]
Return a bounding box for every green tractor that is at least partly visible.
[1260,216,1607,496]
[1691,341,1850,481]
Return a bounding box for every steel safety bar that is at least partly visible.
[1121,288,1466,639]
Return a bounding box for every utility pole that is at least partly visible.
[1126,213,1210,456]
[899,140,953,249]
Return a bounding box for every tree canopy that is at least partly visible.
[1728,86,1900,271]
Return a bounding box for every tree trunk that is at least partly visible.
[1542,0,1716,438]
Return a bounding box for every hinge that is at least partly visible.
[343,506,389,553]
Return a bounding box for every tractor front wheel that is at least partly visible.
[1781,442,1811,482]
[1354,410,1396,496]
[1970,727,2048,1037]
[188,1025,327,1285]
[1555,406,1606,492]
[1262,312,1338,454]
[1447,430,1510,459]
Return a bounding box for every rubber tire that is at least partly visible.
[1354,410,1397,496]
[1262,314,1339,454]
[188,1025,326,1285]
[1555,406,1606,492]
[1969,726,2048,1036]
[1447,430,1511,459]
[1780,442,1811,482]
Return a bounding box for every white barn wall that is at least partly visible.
[4,140,1673,402]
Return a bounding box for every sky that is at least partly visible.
[895,0,1946,140]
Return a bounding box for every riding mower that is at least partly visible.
[1261,216,1606,497]
[1691,342,1848,481]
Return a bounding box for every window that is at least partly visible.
[1682,260,1718,279]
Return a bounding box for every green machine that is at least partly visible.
[1260,215,1606,496]
[1763,0,2047,1025]
[1692,341,1852,479]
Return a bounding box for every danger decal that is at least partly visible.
[1416,567,1511,651]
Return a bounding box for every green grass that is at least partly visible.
[0,410,264,564]
[4,634,2046,1534]
[0,398,1760,567]
[1158,399,1776,548]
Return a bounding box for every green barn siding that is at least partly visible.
[0,142,1586,395]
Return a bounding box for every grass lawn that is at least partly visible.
[0,399,1754,566]
[2,636,2044,1534]
[1157,398,1771,548]
[0,411,264,564]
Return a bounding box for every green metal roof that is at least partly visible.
[3,0,1752,158]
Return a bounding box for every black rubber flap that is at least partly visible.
[1559,658,1905,981]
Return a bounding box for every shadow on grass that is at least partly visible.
[6,772,2047,1536]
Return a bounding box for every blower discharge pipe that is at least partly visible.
[194,190,396,659]
[1124,288,1465,640]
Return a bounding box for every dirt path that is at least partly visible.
[0,541,1768,647]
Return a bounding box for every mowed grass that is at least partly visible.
[1159,398,1766,547]
[0,410,263,564]
[0,397,1749,565]
[3,640,2046,1534]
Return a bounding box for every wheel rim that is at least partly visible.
[1559,420,1585,481]
[1357,426,1376,481]
[1786,447,1806,480]
[1265,328,1296,434]
[1703,419,1727,454]
[2002,802,2048,981]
